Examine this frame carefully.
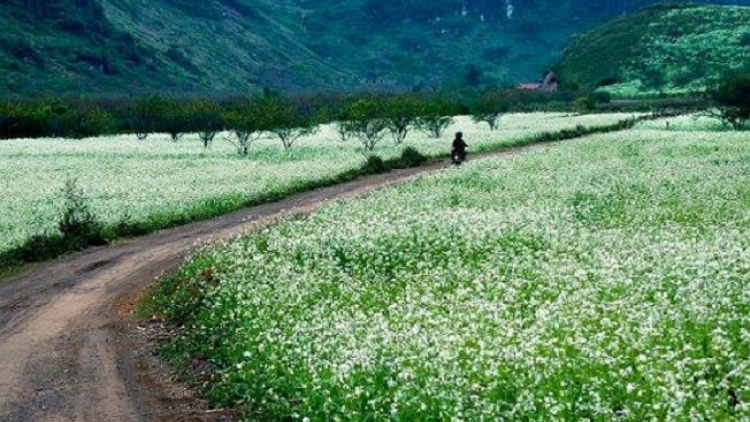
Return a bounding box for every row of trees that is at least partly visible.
[4,72,747,146]
[0,89,581,151]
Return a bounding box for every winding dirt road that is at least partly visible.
[0,144,551,421]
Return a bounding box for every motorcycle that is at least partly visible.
[451,148,467,165]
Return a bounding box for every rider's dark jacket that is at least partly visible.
[452,137,467,153]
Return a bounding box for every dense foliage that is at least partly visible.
[706,72,750,129]
[556,4,750,96]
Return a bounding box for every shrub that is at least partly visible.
[59,178,105,248]
[396,146,428,168]
[75,107,115,137]
[592,91,612,104]
[573,96,597,114]
[362,155,387,174]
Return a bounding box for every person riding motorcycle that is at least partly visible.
[451,132,468,164]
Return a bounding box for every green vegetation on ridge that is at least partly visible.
[556,4,750,96]
[4,0,748,96]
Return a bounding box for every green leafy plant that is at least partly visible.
[59,178,105,247]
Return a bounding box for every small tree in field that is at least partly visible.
[382,95,420,144]
[334,120,355,142]
[132,97,189,142]
[128,97,165,140]
[345,97,389,151]
[706,72,750,130]
[160,100,189,142]
[416,97,456,138]
[261,95,317,149]
[471,91,510,130]
[222,100,266,156]
[313,104,352,142]
[573,95,596,115]
[188,99,223,148]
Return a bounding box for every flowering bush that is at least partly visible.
[152,127,750,421]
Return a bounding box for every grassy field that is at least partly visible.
[148,122,750,421]
[0,113,635,260]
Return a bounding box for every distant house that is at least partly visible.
[517,71,559,92]
[517,83,542,90]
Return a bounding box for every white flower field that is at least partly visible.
[0,113,632,256]
[152,123,750,421]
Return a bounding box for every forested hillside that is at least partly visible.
[555,4,750,95]
[1,0,748,96]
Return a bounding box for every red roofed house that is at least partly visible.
[517,83,542,90]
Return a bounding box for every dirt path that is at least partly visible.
[0,144,553,421]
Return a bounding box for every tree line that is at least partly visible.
[0,89,585,145]
[4,83,732,151]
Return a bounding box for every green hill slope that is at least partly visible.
[0,0,183,96]
[3,1,750,96]
[555,4,750,96]
[0,0,354,97]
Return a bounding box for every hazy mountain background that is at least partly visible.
[1,0,749,96]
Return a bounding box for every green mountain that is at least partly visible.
[555,4,750,96]
[0,0,353,96]
[1,0,749,96]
